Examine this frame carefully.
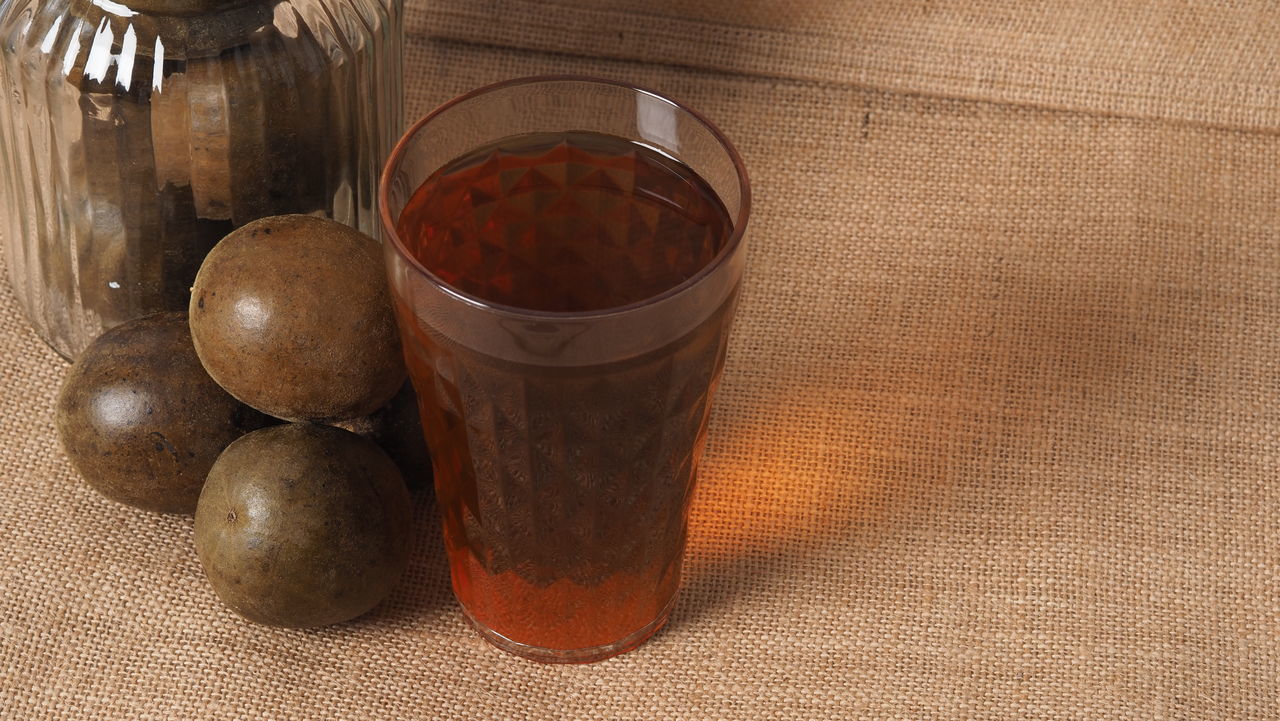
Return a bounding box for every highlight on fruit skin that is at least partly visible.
[193,423,412,628]
[55,312,272,514]
[188,214,406,423]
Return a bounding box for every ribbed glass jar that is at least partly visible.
[0,0,402,358]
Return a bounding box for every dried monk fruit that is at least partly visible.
[189,215,405,422]
[56,312,271,514]
[194,424,412,627]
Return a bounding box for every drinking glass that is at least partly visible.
[380,76,750,663]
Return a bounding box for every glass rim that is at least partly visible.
[378,74,752,321]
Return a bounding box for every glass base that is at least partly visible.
[460,593,677,664]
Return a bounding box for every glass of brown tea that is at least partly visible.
[379,76,750,663]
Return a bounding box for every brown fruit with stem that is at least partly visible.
[194,423,412,628]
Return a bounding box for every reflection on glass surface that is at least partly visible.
[0,0,403,358]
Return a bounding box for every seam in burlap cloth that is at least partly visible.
[410,0,1280,132]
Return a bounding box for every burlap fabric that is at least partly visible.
[2,3,1278,719]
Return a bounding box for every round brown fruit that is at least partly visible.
[194,423,412,628]
[55,312,272,514]
[189,214,405,422]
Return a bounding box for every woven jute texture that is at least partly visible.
[4,5,1280,720]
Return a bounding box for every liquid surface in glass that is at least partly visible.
[395,130,731,312]
[395,130,735,656]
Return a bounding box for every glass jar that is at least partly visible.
[0,0,403,358]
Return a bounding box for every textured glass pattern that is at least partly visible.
[382,78,750,661]
[396,286,737,651]
[391,128,741,652]
[395,131,730,313]
[0,0,403,357]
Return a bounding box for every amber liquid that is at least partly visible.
[395,131,735,659]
